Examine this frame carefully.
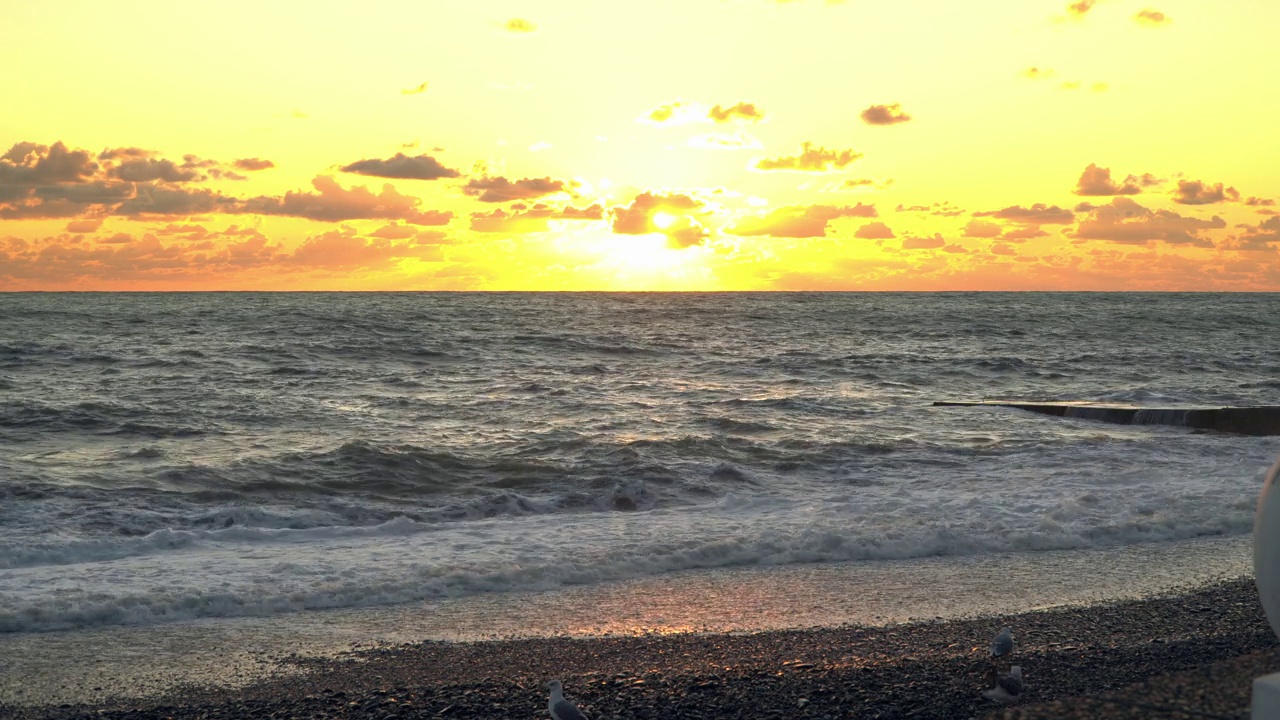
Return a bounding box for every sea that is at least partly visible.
[1,292,1278,697]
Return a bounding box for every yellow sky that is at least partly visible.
[2,0,1278,290]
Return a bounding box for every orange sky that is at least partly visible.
[2,0,1277,290]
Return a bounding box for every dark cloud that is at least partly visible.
[754,142,862,172]
[974,203,1075,224]
[860,104,911,126]
[708,102,764,123]
[1072,197,1225,246]
[98,147,154,161]
[340,153,461,181]
[1135,9,1170,26]
[727,204,877,238]
[1245,197,1276,207]
[470,203,603,233]
[1074,164,1147,196]
[234,158,275,171]
[462,176,566,203]
[110,158,204,183]
[854,221,895,239]
[240,176,453,225]
[610,193,708,247]
[1172,179,1239,205]
[0,142,99,190]
[115,185,240,217]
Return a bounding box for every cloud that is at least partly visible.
[1073,163,1152,196]
[340,153,461,181]
[0,141,98,191]
[462,176,567,203]
[115,185,240,217]
[708,102,764,123]
[854,221,895,239]
[860,103,911,126]
[1172,179,1239,205]
[895,202,964,217]
[902,234,946,250]
[644,101,764,126]
[1228,216,1280,251]
[1135,8,1170,26]
[65,219,103,233]
[470,203,603,233]
[1067,0,1096,17]
[974,203,1075,224]
[286,227,443,269]
[1023,67,1056,80]
[753,142,862,172]
[401,82,429,95]
[505,18,536,33]
[727,204,876,238]
[240,176,453,225]
[234,158,275,171]
[1245,197,1275,207]
[109,157,205,183]
[687,131,764,150]
[1072,197,1225,246]
[963,220,1003,238]
[611,192,710,247]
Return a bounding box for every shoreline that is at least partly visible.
[6,577,1276,720]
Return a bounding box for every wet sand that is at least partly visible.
[4,577,1275,720]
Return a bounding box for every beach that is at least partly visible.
[2,576,1274,720]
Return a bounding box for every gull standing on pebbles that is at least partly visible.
[546,679,590,720]
[983,665,1024,703]
[989,627,1013,659]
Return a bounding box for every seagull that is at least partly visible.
[989,626,1014,659]
[546,679,590,720]
[983,665,1024,703]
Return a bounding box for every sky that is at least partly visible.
[2,0,1278,291]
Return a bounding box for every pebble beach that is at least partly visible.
[4,577,1274,720]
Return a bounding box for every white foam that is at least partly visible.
[1,445,1269,633]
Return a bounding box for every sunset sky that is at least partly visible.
[2,0,1278,290]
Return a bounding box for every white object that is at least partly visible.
[1252,458,1280,719]
[547,679,590,720]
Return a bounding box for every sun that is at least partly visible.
[651,211,677,230]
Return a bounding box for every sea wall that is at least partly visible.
[933,401,1280,436]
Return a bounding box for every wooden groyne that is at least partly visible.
[933,401,1280,436]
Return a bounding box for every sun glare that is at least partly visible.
[651,212,677,230]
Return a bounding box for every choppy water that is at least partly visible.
[1,292,1278,633]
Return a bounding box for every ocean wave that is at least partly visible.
[0,506,1253,633]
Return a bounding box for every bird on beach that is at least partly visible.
[989,626,1014,659]
[546,679,590,720]
[983,665,1024,703]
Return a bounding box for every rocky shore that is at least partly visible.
[4,578,1275,720]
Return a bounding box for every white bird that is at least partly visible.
[546,679,590,720]
[989,626,1014,658]
[983,665,1024,703]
